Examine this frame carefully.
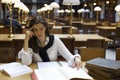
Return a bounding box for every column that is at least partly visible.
[100,1,105,19]
[31,0,37,16]
[0,0,3,20]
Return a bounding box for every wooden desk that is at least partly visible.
[0,34,112,60]
[0,63,37,80]
[55,34,112,47]
[97,26,116,38]
[0,34,112,47]
[50,26,79,34]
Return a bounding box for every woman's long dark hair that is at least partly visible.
[29,16,50,36]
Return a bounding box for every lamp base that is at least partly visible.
[8,34,14,38]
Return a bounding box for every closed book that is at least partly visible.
[86,58,120,73]
[86,65,120,79]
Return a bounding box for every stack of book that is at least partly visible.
[86,58,120,80]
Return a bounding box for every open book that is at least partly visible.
[31,61,93,80]
[0,62,32,77]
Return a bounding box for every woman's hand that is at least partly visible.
[25,29,34,41]
[23,29,34,52]
[72,57,83,70]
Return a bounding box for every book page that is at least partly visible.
[0,62,21,72]
[4,65,32,77]
[0,62,32,77]
[34,68,68,80]
[59,61,69,67]
[37,61,61,69]
[60,67,93,80]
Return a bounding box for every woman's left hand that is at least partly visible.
[72,57,83,70]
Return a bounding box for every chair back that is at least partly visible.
[58,37,75,61]
[87,39,106,48]
[60,37,75,54]
[79,48,105,61]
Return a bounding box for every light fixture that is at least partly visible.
[106,1,110,4]
[62,0,80,37]
[14,2,25,24]
[94,6,102,24]
[45,5,53,22]
[115,5,120,27]
[2,0,20,38]
[50,2,60,27]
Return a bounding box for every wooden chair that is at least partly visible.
[49,29,62,34]
[60,37,75,54]
[79,47,105,61]
[58,37,75,61]
[62,27,79,34]
[87,39,106,48]
[116,48,120,60]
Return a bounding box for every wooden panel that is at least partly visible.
[0,41,15,62]
[0,48,15,62]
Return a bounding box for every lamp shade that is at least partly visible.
[62,0,80,5]
[115,5,120,12]
[50,2,60,8]
[2,0,20,3]
[94,6,102,11]
[14,2,24,9]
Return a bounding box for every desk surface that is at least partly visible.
[97,26,116,30]
[0,63,37,80]
[72,21,96,25]
[55,34,112,42]
[52,26,78,29]
[0,34,112,42]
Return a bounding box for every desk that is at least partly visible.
[50,26,79,34]
[72,21,97,34]
[55,34,112,47]
[0,63,37,80]
[97,26,116,38]
[0,34,112,60]
[0,34,112,47]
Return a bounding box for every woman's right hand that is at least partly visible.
[25,30,34,41]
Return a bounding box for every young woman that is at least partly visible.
[18,16,82,69]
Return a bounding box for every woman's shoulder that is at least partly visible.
[52,35,60,40]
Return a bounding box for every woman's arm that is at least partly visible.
[55,36,82,69]
[18,30,34,65]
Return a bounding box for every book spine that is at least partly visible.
[30,71,38,80]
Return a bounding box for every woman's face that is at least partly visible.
[32,23,46,40]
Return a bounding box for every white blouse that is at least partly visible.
[18,35,80,66]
